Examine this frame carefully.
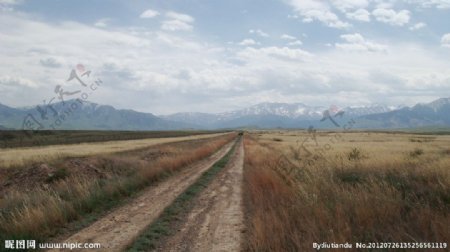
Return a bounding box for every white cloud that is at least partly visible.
[0,0,21,6]
[406,0,450,9]
[286,0,350,29]
[409,22,426,31]
[346,8,371,22]
[237,46,313,61]
[287,40,303,46]
[40,57,62,68]
[372,8,410,26]
[161,19,193,31]
[0,12,213,110]
[336,33,387,52]
[249,29,269,37]
[0,0,20,5]
[442,33,450,48]
[94,18,110,28]
[0,0,21,11]
[0,75,36,88]
[139,9,159,18]
[161,11,194,31]
[238,39,259,46]
[281,34,296,40]
[330,0,369,11]
[372,0,394,9]
[341,33,365,43]
[165,11,194,23]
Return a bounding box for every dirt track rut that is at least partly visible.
[156,139,245,252]
[49,140,235,252]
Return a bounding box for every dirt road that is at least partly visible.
[156,139,245,252]
[49,140,236,252]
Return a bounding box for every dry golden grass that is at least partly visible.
[243,131,450,251]
[255,130,450,161]
[0,133,236,241]
[0,132,227,168]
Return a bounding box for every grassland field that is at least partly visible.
[0,131,229,168]
[243,130,449,251]
[0,130,229,149]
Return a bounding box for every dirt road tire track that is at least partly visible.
[156,139,245,252]
[49,140,236,252]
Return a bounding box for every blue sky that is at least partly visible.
[0,0,449,114]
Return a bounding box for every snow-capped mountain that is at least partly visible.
[217,103,326,120]
[160,102,409,129]
[357,98,450,128]
[341,104,405,117]
[421,97,450,112]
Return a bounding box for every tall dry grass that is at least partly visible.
[243,137,303,251]
[0,133,236,242]
[243,133,449,251]
[0,132,228,168]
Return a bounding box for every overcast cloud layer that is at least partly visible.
[0,0,449,114]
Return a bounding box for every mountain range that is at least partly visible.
[0,98,449,130]
[356,98,450,128]
[0,100,192,131]
[161,102,405,129]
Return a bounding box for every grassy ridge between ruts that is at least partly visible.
[127,137,240,252]
[0,133,237,250]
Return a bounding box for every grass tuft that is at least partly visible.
[45,167,69,183]
[409,148,424,158]
[347,147,366,161]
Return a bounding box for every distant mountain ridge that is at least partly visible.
[356,98,450,128]
[0,98,449,130]
[162,102,405,129]
[0,100,193,130]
